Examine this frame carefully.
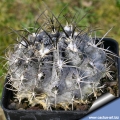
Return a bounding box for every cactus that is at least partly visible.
[3,10,117,111]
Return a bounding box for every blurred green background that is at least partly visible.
[0,0,120,98]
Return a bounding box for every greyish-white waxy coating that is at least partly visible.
[6,15,115,110]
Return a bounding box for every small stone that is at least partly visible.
[14,99,18,103]
[22,103,28,109]
[27,106,40,110]
[8,102,16,110]
[97,93,102,96]
[76,104,89,111]
[16,103,22,109]
[16,102,27,109]
[18,108,25,110]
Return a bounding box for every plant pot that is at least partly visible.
[1,38,119,120]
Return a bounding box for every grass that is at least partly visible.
[0,0,120,98]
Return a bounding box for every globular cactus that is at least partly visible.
[4,10,116,110]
